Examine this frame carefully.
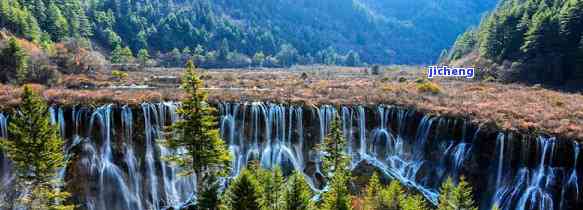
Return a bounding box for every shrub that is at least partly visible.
[416,81,442,94]
[111,70,128,80]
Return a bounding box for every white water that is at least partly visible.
[0,103,581,210]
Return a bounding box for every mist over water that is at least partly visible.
[0,102,581,210]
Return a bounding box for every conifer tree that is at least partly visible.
[111,45,134,63]
[363,172,382,210]
[197,175,222,210]
[137,48,150,66]
[521,9,559,59]
[256,166,285,210]
[319,116,352,210]
[46,2,68,41]
[438,177,477,210]
[438,178,455,210]
[320,169,352,210]
[0,37,28,84]
[379,181,404,210]
[225,170,262,210]
[320,116,349,177]
[283,171,312,210]
[0,85,72,209]
[399,194,429,210]
[164,59,231,195]
[451,177,477,210]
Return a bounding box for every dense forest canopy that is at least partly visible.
[0,0,496,67]
[444,0,583,87]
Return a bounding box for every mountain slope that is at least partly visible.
[1,0,497,66]
[444,0,583,88]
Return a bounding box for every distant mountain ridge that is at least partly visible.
[0,0,497,65]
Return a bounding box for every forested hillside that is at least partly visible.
[444,0,583,88]
[0,0,496,68]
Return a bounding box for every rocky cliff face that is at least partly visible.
[0,102,581,210]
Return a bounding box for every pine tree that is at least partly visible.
[363,172,382,210]
[379,181,404,210]
[0,37,28,84]
[438,177,477,210]
[319,116,352,210]
[451,177,477,210]
[438,178,455,210]
[320,168,352,210]
[197,175,222,210]
[256,167,285,210]
[218,39,230,61]
[345,51,360,67]
[399,194,429,210]
[0,85,72,210]
[225,170,262,210]
[320,116,349,177]
[111,45,134,63]
[45,2,68,41]
[137,48,150,66]
[283,171,312,210]
[521,9,559,59]
[164,59,231,195]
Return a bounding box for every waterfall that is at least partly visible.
[490,135,582,210]
[0,113,13,206]
[0,103,581,210]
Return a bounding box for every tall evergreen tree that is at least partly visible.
[225,170,262,210]
[197,175,222,210]
[399,194,429,210]
[363,172,382,210]
[256,167,285,210]
[379,181,404,210]
[320,168,352,210]
[283,171,313,210]
[45,2,68,41]
[0,85,72,210]
[0,37,28,84]
[438,178,456,210]
[319,116,352,210]
[320,116,349,176]
[137,48,150,66]
[164,59,231,195]
[438,177,477,210]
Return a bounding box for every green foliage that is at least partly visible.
[111,70,128,80]
[319,115,352,210]
[225,170,262,210]
[320,116,350,176]
[380,181,405,210]
[283,171,313,210]
[438,177,477,210]
[164,59,231,193]
[416,81,442,94]
[0,85,72,209]
[111,45,134,63]
[0,37,29,84]
[399,194,429,210]
[345,51,361,67]
[46,2,69,41]
[137,48,150,66]
[452,0,583,84]
[197,175,222,210]
[449,29,478,61]
[256,167,285,210]
[0,0,41,41]
[363,173,383,210]
[320,168,352,210]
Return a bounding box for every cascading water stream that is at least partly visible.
[0,103,581,210]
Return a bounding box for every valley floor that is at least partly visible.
[1,66,582,141]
